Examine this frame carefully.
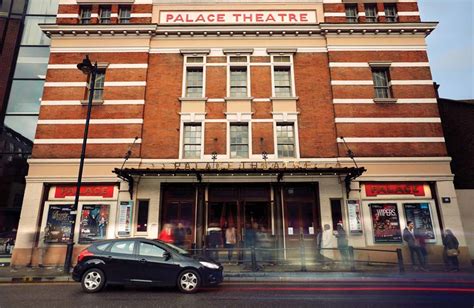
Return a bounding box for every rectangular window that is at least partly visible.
[88,70,105,101]
[276,123,295,158]
[79,6,91,24]
[345,4,358,23]
[365,4,378,23]
[136,200,149,232]
[185,68,203,98]
[330,199,343,231]
[99,5,111,24]
[118,5,131,23]
[230,124,249,158]
[274,67,292,97]
[372,67,391,99]
[183,124,202,159]
[229,67,247,97]
[384,4,398,22]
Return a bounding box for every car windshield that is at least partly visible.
[154,240,190,255]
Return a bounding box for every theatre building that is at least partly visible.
[12,0,471,268]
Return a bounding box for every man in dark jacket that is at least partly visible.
[402,221,427,271]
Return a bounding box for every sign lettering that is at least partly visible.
[160,11,317,25]
[365,183,425,197]
[55,185,115,198]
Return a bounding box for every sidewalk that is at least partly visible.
[0,264,472,284]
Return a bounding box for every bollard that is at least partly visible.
[300,233,307,272]
[348,246,355,271]
[251,246,258,272]
[396,248,405,273]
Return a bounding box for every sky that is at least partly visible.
[418,0,474,99]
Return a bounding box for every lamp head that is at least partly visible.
[77,55,94,75]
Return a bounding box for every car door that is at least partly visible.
[105,240,139,283]
[137,241,181,286]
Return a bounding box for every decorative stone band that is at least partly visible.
[34,138,142,144]
[40,22,437,39]
[336,137,445,143]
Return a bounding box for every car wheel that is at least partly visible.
[81,268,106,293]
[177,269,200,294]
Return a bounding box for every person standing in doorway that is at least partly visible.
[403,221,427,271]
[225,223,237,263]
[321,224,335,270]
[442,229,460,272]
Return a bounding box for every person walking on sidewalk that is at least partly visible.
[335,222,350,267]
[442,229,460,272]
[403,221,427,271]
[321,224,335,270]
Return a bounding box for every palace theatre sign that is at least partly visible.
[160,11,317,24]
[114,161,366,197]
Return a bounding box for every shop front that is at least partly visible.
[115,163,365,262]
[33,184,119,266]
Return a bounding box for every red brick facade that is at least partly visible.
[32,1,444,160]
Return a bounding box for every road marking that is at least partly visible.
[223,287,474,293]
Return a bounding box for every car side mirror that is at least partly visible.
[163,251,171,260]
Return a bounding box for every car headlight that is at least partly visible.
[199,261,219,269]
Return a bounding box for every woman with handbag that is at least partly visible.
[442,229,460,272]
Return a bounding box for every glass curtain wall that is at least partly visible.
[4,0,59,141]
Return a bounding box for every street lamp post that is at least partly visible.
[63,55,97,272]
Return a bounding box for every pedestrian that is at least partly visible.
[225,222,237,263]
[442,229,460,272]
[38,226,49,267]
[335,221,350,267]
[256,226,272,264]
[158,223,174,243]
[417,229,429,268]
[174,222,186,248]
[402,221,427,271]
[207,223,222,261]
[321,224,335,270]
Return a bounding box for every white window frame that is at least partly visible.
[118,5,131,24]
[179,122,204,159]
[345,4,359,23]
[364,4,378,23]
[273,121,300,159]
[370,65,392,99]
[226,54,251,98]
[99,5,111,24]
[227,122,250,159]
[270,54,296,98]
[182,55,206,98]
[384,4,398,22]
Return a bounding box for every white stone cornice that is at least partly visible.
[320,22,437,37]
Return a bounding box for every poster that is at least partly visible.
[117,201,133,237]
[44,204,74,243]
[370,203,402,243]
[403,203,435,242]
[347,200,363,234]
[79,204,109,243]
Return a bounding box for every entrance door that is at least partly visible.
[283,184,320,260]
[207,185,271,249]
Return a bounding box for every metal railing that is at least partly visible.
[190,235,404,273]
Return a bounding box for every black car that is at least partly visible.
[72,238,223,293]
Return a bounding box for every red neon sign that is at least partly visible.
[55,185,114,198]
[365,183,425,197]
